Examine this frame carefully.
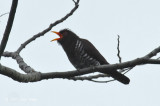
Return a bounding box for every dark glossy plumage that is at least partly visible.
[56,29,130,84]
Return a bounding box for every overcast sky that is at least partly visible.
[1,0,160,106]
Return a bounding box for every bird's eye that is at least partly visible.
[61,32,68,36]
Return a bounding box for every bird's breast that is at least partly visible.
[66,40,100,69]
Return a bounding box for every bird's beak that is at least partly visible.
[51,31,63,42]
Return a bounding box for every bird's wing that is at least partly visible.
[80,39,109,65]
[81,39,130,84]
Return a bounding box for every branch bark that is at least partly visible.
[2,51,36,73]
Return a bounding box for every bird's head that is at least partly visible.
[51,29,79,45]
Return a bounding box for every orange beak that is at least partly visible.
[51,31,63,42]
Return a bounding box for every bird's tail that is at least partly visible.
[100,70,130,84]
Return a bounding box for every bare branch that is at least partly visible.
[121,45,160,74]
[0,64,41,82]
[2,51,36,73]
[72,0,76,4]
[144,46,160,58]
[0,12,9,18]
[1,45,160,82]
[16,0,80,54]
[1,54,160,83]
[0,0,18,59]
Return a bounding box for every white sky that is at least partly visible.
[1,0,160,106]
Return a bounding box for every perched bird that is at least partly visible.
[51,29,130,84]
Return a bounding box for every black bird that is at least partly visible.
[51,29,130,84]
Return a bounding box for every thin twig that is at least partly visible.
[116,35,127,74]
[0,0,18,60]
[72,0,76,4]
[0,12,9,18]
[16,0,80,54]
[117,35,122,63]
